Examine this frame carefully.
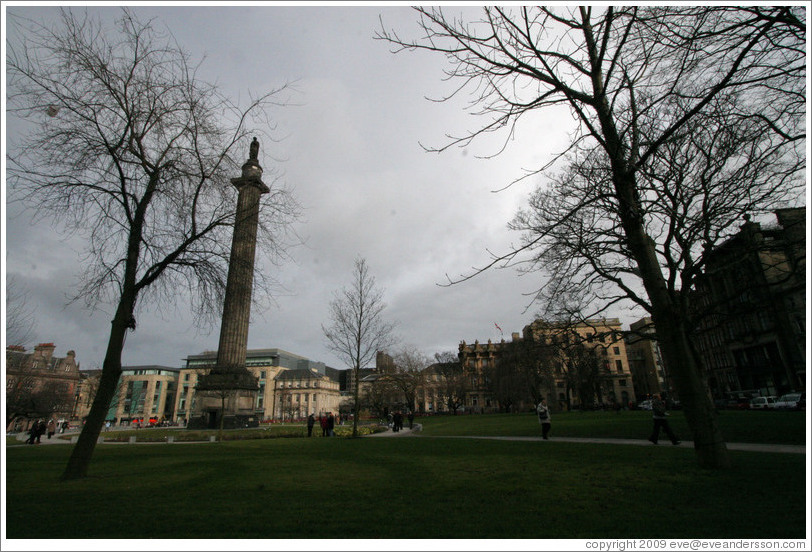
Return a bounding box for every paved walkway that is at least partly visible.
[8,426,804,454]
[366,425,805,454]
[365,424,423,437]
[419,435,805,454]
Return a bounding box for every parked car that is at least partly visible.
[723,397,751,410]
[637,400,653,411]
[748,396,777,410]
[775,393,804,410]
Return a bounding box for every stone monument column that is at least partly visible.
[191,137,269,429]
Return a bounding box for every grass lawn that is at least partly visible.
[4,434,807,539]
[418,409,807,445]
[60,422,386,443]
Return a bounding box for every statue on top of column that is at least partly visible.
[249,137,259,161]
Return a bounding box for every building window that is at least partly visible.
[184,374,190,381]
[260,371,266,380]
[619,379,627,387]
[613,347,620,355]
[615,360,623,373]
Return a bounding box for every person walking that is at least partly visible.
[46,419,56,440]
[320,413,328,437]
[536,399,552,440]
[25,422,38,445]
[392,411,402,432]
[35,420,46,444]
[307,413,316,437]
[407,411,415,430]
[327,412,335,437]
[648,393,681,445]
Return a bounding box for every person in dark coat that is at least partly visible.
[648,393,681,445]
[407,411,415,429]
[25,422,38,445]
[320,414,328,437]
[307,413,316,437]
[393,411,403,432]
[327,412,335,437]
[35,420,46,444]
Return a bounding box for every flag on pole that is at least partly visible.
[494,322,503,334]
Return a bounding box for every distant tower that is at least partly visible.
[191,137,269,429]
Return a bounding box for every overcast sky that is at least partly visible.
[3,4,641,372]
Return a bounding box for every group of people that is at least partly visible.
[535,392,680,445]
[306,412,336,437]
[24,419,67,444]
[386,410,415,432]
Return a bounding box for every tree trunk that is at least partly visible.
[60,303,130,481]
[588,56,732,467]
[620,187,731,469]
[352,364,360,438]
[650,311,731,468]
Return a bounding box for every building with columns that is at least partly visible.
[273,368,341,421]
[174,348,339,424]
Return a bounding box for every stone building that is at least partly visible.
[523,318,637,410]
[273,368,341,421]
[692,208,806,399]
[457,337,511,412]
[625,317,671,400]
[5,343,82,432]
[174,348,338,424]
[415,361,464,414]
[455,319,637,413]
[73,369,101,422]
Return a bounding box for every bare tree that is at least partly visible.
[6,376,71,430]
[562,340,604,411]
[488,337,556,412]
[5,275,37,348]
[432,351,466,414]
[379,6,805,469]
[360,376,401,420]
[389,345,429,412]
[6,9,300,480]
[323,257,396,437]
